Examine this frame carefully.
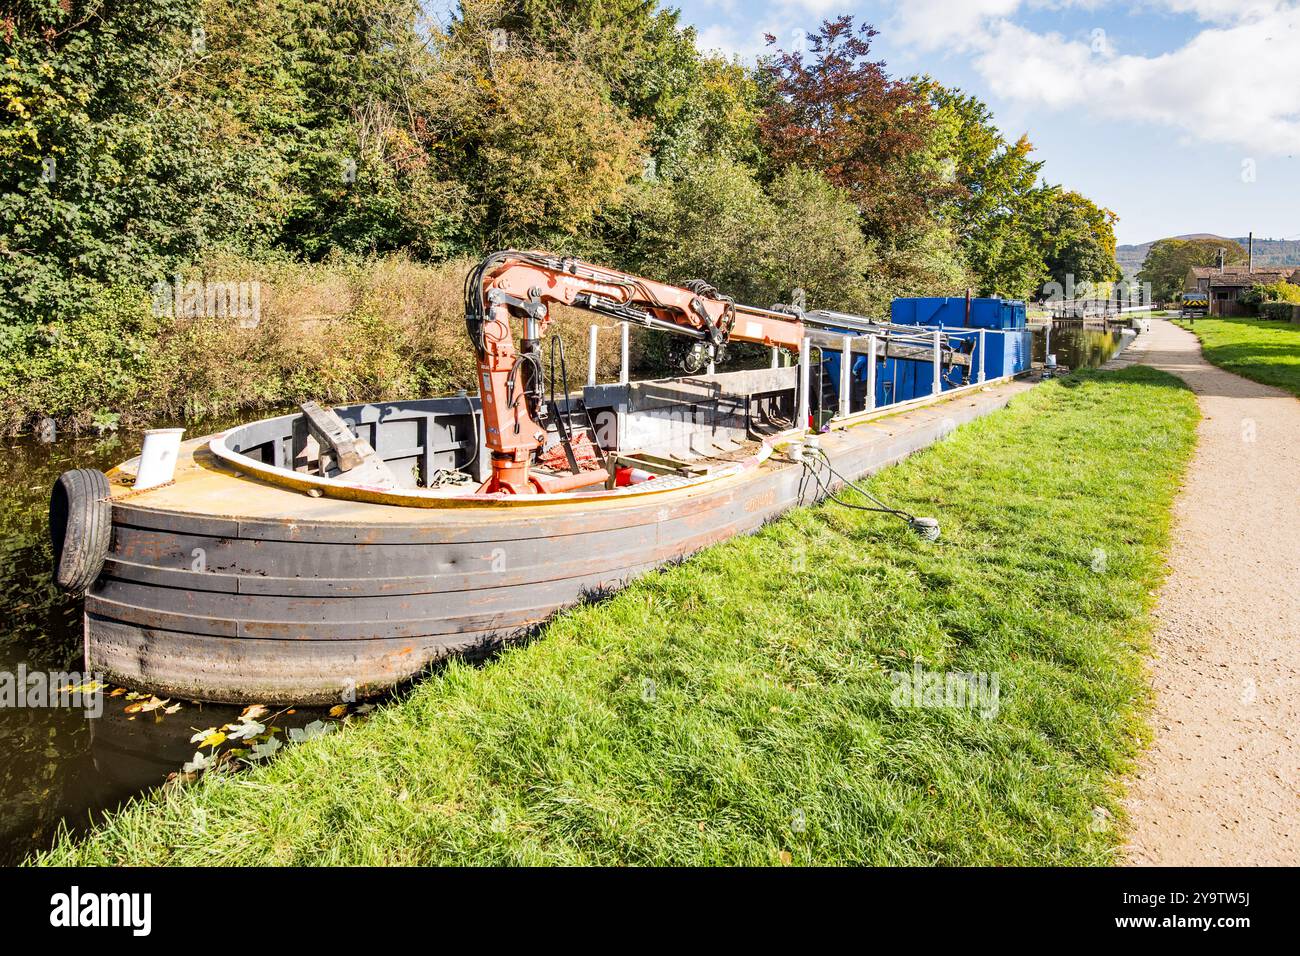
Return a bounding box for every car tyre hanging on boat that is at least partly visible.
[49,468,112,593]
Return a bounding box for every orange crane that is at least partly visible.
[464,251,806,494]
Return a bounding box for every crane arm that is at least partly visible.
[464,250,805,494]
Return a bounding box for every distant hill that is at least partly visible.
[1118,235,1300,279]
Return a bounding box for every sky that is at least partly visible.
[677,0,1300,246]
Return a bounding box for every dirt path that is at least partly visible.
[1112,318,1299,866]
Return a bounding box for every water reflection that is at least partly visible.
[1031,321,1127,371]
[0,415,324,864]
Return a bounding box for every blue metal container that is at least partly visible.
[820,312,1032,413]
[890,296,1026,330]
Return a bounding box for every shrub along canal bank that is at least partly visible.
[1173,317,1300,398]
[35,365,1198,866]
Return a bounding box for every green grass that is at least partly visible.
[1173,317,1300,397]
[36,366,1199,866]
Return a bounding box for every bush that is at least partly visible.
[1259,302,1298,321]
[1238,281,1300,308]
[0,283,164,433]
[626,159,875,310]
[0,256,629,435]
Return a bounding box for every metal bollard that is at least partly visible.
[619,323,630,385]
[932,329,942,395]
[866,334,877,411]
[839,335,852,418]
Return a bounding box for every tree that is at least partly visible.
[0,0,225,324]
[626,159,874,310]
[473,56,647,245]
[1138,238,1247,302]
[759,17,948,243]
[923,82,1045,298]
[492,0,760,174]
[1036,189,1122,292]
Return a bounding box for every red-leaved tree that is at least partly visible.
[760,17,948,242]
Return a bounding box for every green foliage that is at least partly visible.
[496,0,761,173]
[627,159,874,310]
[923,84,1119,300]
[1038,190,1122,291]
[1138,238,1247,302]
[1237,281,1300,307]
[0,3,1122,431]
[470,55,646,245]
[0,0,240,324]
[0,283,164,428]
[1259,302,1298,321]
[925,84,1044,298]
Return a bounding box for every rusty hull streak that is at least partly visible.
[86,378,1032,704]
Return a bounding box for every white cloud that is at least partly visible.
[693,22,776,60]
[889,0,1026,51]
[979,11,1300,153]
[889,0,1300,155]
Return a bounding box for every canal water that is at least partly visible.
[1030,321,1127,372]
[0,322,1128,863]
[0,416,338,864]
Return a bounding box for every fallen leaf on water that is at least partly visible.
[137,696,169,713]
[328,704,348,718]
[289,720,334,743]
[239,704,268,721]
[61,680,105,694]
[245,737,282,762]
[109,688,126,697]
[198,731,227,749]
[225,720,265,740]
[163,703,182,715]
[182,751,212,774]
[125,691,149,701]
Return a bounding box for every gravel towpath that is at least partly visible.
[1115,318,1299,865]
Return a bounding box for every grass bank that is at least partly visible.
[1173,317,1300,398]
[37,366,1198,866]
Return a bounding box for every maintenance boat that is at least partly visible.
[50,253,1032,703]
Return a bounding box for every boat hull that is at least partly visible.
[85,379,1029,704]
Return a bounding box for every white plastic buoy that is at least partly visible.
[135,428,185,490]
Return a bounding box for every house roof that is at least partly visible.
[1189,265,1300,286]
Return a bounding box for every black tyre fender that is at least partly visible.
[49,468,113,593]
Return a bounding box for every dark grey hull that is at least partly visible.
[85,378,1028,704]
